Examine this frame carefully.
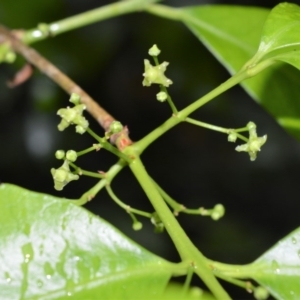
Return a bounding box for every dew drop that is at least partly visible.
[22,243,34,264]
[271,260,280,274]
[46,274,52,280]
[73,256,80,261]
[292,237,297,244]
[5,272,11,283]
[67,292,72,297]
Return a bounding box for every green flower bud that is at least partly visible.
[69,93,81,105]
[148,44,161,57]
[55,150,65,160]
[4,51,16,63]
[75,125,85,134]
[132,221,143,231]
[151,212,164,233]
[50,160,79,191]
[254,287,269,300]
[109,121,123,134]
[211,204,225,221]
[228,131,237,142]
[66,150,77,162]
[156,91,168,102]
[37,23,50,36]
[142,59,173,87]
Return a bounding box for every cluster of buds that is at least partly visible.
[57,93,89,134]
[51,150,79,191]
[235,122,267,161]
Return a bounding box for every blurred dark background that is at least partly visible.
[1,0,300,298]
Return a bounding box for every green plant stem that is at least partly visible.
[129,157,231,300]
[185,118,248,142]
[86,128,131,162]
[76,144,101,156]
[208,259,265,279]
[182,266,194,295]
[135,71,249,154]
[69,162,105,179]
[22,0,161,44]
[105,184,152,218]
[72,159,126,205]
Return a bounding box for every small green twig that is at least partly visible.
[105,184,152,218]
[185,118,249,142]
[76,144,101,156]
[182,265,194,296]
[71,159,126,205]
[21,0,161,44]
[69,162,105,179]
[213,271,254,294]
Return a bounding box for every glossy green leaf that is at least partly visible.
[181,5,300,139]
[251,227,300,300]
[254,3,300,70]
[0,183,175,300]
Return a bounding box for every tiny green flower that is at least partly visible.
[148,44,161,57]
[66,150,77,162]
[235,122,267,161]
[51,160,79,191]
[156,91,168,102]
[142,59,173,87]
[57,102,89,134]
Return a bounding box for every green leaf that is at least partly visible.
[254,3,300,70]
[251,227,300,300]
[0,183,175,300]
[181,5,300,140]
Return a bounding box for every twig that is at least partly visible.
[0,25,132,149]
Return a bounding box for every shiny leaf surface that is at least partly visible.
[255,3,300,70]
[0,183,174,300]
[252,227,300,300]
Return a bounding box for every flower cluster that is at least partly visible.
[51,149,79,191]
[57,93,89,134]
